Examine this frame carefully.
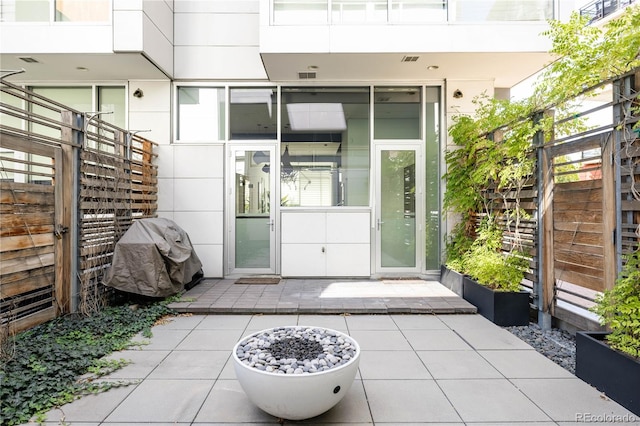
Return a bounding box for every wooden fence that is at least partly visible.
[485,174,539,292]
[1,156,60,332]
[483,69,639,330]
[0,79,157,334]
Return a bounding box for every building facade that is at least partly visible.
[0,0,582,279]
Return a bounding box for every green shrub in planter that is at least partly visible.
[591,250,640,358]
[444,219,473,273]
[462,218,527,292]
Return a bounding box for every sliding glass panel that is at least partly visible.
[390,0,447,22]
[273,0,328,24]
[280,87,370,207]
[177,87,225,142]
[331,0,387,23]
[55,0,110,22]
[230,87,277,140]
[374,86,421,139]
[1,0,50,22]
[456,0,553,21]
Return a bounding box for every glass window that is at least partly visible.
[0,87,25,132]
[280,87,369,207]
[230,87,277,140]
[31,87,92,139]
[374,86,421,139]
[273,0,328,24]
[177,87,225,141]
[0,150,16,182]
[424,86,440,270]
[55,0,109,22]
[455,0,553,22]
[0,0,50,22]
[0,0,110,22]
[331,0,386,23]
[31,87,93,111]
[27,87,91,184]
[99,86,126,129]
[390,0,447,23]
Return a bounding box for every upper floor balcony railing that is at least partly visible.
[0,0,110,23]
[579,0,636,24]
[271,0,555,25]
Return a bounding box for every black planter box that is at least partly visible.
[439,265,464,297]
[576,331,640,416]
[462,276,530,326]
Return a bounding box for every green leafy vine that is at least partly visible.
[0,301,175,426]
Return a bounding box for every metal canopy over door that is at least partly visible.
[374,143,422,274]
[228,144,278,275]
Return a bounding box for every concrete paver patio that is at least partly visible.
[40,312,638,425]
[168,278,477,314]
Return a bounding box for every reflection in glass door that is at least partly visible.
[230,146,277,274]
[375,145,421,272]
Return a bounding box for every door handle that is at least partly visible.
[377,218,384,231]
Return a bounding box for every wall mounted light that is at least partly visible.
[133,88,144,98]
[453,89,463,99]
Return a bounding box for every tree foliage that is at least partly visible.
[537,6,640,107]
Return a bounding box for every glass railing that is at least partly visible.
[579,0,635,24]
[0,0,110,23]
[271,0,554,24]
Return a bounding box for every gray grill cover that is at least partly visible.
[103,218,202,297]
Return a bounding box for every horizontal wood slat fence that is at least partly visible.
[478,69,639,330]
[0,79,158,334]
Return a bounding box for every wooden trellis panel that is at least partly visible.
[77,132,158,313]
[486,173,539,291]
[1,79,158,330]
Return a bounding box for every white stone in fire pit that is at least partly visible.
[232,325,361,420]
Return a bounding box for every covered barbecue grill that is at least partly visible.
[103,218,203,297]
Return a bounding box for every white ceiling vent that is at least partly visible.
[401,56,419,62]
[298,71,317,79]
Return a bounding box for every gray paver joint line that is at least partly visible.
[450,328,474,349]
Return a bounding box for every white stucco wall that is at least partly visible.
[131,79,225,277]
[173,0,266,80]
[113,0,174,76]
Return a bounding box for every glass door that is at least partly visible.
[229,145,278,274]
[375,144,422,273]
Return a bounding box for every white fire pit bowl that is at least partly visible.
[232,326,360,420]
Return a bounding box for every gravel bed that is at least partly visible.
[504,323,576,374]
[236,326,358,374]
